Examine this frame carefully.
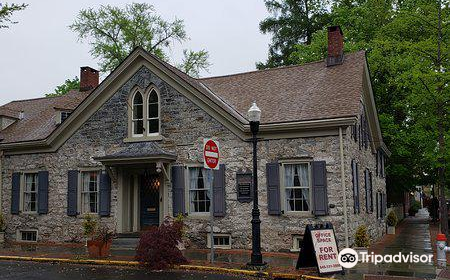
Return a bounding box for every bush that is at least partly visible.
[82,214,98,239]
[386,211,398,227]
[0,213,5,232]
[136,218,188,270]
[354,225,370,248]
[409,200,421,216]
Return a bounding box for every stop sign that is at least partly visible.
[203,139,220,170]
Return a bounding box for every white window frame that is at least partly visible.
[280,161,312,214]
[291,235,303,252]
[79,169,101,214]
[17,229,38,242]
[21,172,39,214]
[186,165,212,216]
[207,233,231,249]
[146,88,160,136]
[131,89,144,137]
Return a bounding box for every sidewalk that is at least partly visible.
[339,208,435,280]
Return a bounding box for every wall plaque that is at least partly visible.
[236,171,253,202]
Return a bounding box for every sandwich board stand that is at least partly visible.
[296,222,343,276]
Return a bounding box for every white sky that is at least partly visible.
[0,0,271,105]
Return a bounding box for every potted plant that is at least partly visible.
[83,214,113,258]
[386,211,398,234]
[0,213,6,244]
[353,225,370,258]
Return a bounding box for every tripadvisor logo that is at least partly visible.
[338,248,433,269]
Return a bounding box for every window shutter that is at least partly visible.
[369,172,373,212]
[99,171,111,217]
[67,170,78,216]
[37,171,49,214]
[355,163,360,213]
[364,169,369,213]
[213,164,226,217]
[352,160,359,214]
[376,150,379,176]
[382,193,387,217]
[312,161,328,216]
[376,192,379,219]
[266,162,281,215]
[11,172,21,215]
[171,165,185,216]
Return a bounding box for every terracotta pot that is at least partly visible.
[87,239,112,258]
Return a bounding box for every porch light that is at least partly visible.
[247,102,261,123]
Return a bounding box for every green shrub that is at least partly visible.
[409,200,421,215]
[354,225,370,247]
[386,211,398,227]
[82,214,98,239]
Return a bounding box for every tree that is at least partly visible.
[45,77,80,97]
[257,0,331,69]
[69,3,210,76]
[0,2,27,29]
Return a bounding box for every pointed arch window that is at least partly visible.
[132,91,144,136]
[147,89,160,135]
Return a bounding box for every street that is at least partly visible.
[0,261,244,280]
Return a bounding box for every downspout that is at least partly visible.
[339,127,349,248]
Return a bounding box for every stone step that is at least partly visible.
[111,237,140,250]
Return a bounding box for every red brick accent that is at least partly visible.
[80,66,99,92]
[327,26,344,66]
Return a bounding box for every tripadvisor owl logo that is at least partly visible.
[338,248,358,268]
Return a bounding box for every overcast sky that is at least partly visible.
[0,0,271,105]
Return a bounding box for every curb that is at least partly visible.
[0,255,332,280]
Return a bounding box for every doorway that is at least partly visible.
[140,172,160,229]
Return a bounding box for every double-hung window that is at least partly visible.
[129,87,161,139]
[23,173,38,213]
[81,171,99,214]
[284,163,311,212]
[188,167,211,214]
[147,89,159,135]
[132,91,144,136]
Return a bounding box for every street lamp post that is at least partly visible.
[247,102,265,267]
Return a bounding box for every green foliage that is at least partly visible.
[0,212,6,232]
[82,214,98,238]
[177,49,211,78]
[45,77,80,97]
[258,0,332,69]
[0,2,27,29]
[409,200,421,215]
[354,225,370,248]
[276,0,450,193]
[69,3,210,76]
[386,211,398,227]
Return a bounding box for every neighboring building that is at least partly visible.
[0,26,389,251]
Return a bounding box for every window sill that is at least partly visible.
[124,135,164,143]
[290,248,300,252]
[188,213,210,219]
[20,212,38,215]
[284,211,314,218]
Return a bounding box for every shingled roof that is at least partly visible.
[0,50,367,145]
[0,90,90,143]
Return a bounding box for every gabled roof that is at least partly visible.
[199,51,364,124]
[0,47,386,155]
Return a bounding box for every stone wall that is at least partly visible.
[1,65,386,251]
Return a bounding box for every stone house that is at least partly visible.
[0,26,389,251]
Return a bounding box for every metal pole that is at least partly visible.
[208,169,215,263]
[249,121,263,266]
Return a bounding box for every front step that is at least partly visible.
[111,235,140,251]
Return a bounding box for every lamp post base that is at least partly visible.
[246,261,268,271]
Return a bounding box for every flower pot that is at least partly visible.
[353,247,368,260]
[387,226,395,234]
[87,239,112,258]
[387,226,395,235]
[0,232,4,244]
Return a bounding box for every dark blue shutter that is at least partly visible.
[355,163,360,213]
[376,192,379,218]
[99,171,111,217]
[38,171,49,214]
[266,162,281,215]
[11,172,21,215]
[376,150,379,176]
[351,160,357,214]
[172,165,185,216]
[312,161,328,216]
[213,164,226,217]
[67,170,78,216]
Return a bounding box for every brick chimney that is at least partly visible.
[327,26,344,66]
[80,66,99,91]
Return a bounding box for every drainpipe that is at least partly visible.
[339,127,349,248]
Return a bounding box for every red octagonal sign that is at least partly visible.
[203,139,220,170]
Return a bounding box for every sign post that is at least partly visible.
[203,138,220,263]
[296,223,343,276]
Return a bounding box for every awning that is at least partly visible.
[94,142,177,166]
